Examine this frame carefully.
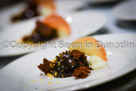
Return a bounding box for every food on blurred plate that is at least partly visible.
[38,37,107,79]
[21,14,71,43]
[12,0,55,22]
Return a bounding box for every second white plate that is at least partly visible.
[0,11,106,57]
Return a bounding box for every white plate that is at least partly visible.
[0,34,136,91]
[0,11,106,57]
[56,0,84,12]
[0,0,85,29]
[112,0,136,21]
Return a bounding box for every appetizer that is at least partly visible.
[12,0,55,22]
[22,14,71,43]
[38,37,108,79]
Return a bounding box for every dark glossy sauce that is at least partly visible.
[52,51,89,77]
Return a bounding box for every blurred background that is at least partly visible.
[0,0,26,8]
[0,0,136,32]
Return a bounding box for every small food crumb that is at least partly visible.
[38,58,52,74]
[58,62,60,66]
[32,80,36,83]
[73,66,90,79]
[47,73,53,77]
[40,78,43,81]
[50,77,53,80]
[56,82,60,84]
[48,82,52,85]
[50,63,53,68]
[55,72,57,77]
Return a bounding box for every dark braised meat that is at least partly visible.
[22,21,58,43]
[11,0,39,21]
[38,50,90,78]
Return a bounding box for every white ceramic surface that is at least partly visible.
[0,34,136,91]
[0,11,106,57]
[0,0,85,29]
[113,0,136,21]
